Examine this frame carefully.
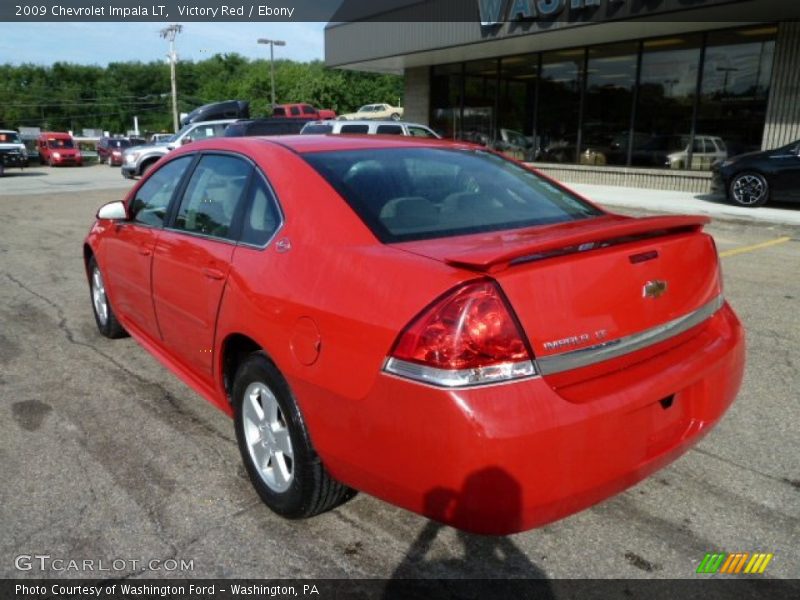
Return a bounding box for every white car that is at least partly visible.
[338,103,404,121]
[667,135,728,170]
[300,120,439,138]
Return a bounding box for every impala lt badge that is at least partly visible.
[643,280,668,298]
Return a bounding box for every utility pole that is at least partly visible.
[160,24,183,133]
[257,38,286,108]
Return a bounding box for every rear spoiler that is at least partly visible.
[444,215,711,273]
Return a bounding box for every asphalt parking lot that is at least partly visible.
[1,164,798,581]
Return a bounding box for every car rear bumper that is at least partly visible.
[301,302,744,534]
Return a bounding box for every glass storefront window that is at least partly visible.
[463,59,498,147]
[430,63,463,139]
[633,35,702,169]
[498,54,538,161]
[697,26,776,160]
[538,49,585,164]
[582,42,639,166]
[428,26,776,170]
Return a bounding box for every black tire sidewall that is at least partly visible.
[233,354,317,518]
[730,172,769,207]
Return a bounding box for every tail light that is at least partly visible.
[384,280,536,387]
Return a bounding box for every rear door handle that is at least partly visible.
[138,247,151,256]
[203,267,225,280]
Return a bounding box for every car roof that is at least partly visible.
[184,134,475,155]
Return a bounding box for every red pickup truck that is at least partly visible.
[272,103,336,120]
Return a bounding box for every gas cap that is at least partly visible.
[290,317,321,366]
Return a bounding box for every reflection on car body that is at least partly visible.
[84,135,744,534]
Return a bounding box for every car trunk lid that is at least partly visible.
[396,214,722,386]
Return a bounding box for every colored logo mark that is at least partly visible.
[697,552,773,574]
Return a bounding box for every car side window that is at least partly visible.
[189,124,225,141]
[240,175,282,247]
[173,155,252,240]
[341,125,370,134]
[290,106,301,116]
[408,126,436,138]
[376,125,403,135]
[302,105,316,115]
[130,156,194,227]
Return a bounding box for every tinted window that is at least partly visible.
[302,124,334,134]
[290,106,301,116]
[302,105,316,115]
[376,125,404,135]
[240,175,281,246]
[340,125,370,134]
[304,148,601,243]
[130,156,193,227]
[273,107,287,116]
[173,155,251,239]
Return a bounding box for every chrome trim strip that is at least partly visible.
[384,357,537,388]
[535,295,725,376]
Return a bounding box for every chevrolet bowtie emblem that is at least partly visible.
[643,280,668,298]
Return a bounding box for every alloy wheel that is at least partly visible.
[91,267,108,326]
[242,382,294,492]
[731,174,767,206]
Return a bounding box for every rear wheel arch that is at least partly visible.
[221,333,265,402]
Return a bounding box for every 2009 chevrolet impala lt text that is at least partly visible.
[83,135,745,534]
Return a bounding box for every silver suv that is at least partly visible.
[300,120,440,138]
[121,119,236,178]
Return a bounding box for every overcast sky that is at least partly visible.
[0,22,327,65]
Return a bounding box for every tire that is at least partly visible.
[729,172,769,207]
[233,353,353,519]
[88,257,127,339]
[0,163,5,177]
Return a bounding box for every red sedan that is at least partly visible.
[83,135,744,534]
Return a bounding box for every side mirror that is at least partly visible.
[97,201,127,221]
[181,136,193,146]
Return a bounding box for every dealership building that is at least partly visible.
[326,0,800,191]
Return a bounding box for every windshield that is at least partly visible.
[48,139,74,149]
[304,148,602,243]
[0,132,21,144]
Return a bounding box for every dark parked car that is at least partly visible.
[712,139,800,207]
[181,100,250,127]
[96,137,133,166]
[224,118,315,137]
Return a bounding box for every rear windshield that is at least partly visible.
[272,107,287,116]
[304,148,602,243]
